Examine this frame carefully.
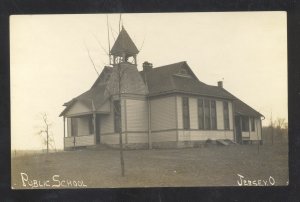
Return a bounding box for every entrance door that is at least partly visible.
[96,116,100,144]
[235,116,242,144]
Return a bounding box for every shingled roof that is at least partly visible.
[140,61,263,117]
[140,61,235,99]
[59,84,108,117]
[110,27,139,56]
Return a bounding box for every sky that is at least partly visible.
[10,12,287,150]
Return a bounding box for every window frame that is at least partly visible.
[182,97,190,130]
[223,101,230,130]
[198,98,204,130]
[210,100,217,130]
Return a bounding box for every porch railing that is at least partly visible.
[65,135,95,148]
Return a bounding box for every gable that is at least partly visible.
[64,101,91,117]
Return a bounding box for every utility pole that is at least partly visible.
[118,63,125,177]
[46,124,49,154]
[271,111,274,145]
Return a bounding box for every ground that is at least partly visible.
[11,141,288,189]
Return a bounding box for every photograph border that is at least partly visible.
[1,0,299,201]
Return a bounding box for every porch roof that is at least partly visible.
[233,99,263,118]
[59,84,108,117]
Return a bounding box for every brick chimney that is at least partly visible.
[218,81,223,88]
[143,61,153,71]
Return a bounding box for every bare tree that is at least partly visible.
[37,113,56,153]
[275,118,288,136]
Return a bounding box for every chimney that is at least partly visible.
[217,81,223,88]
[143,61,153,71]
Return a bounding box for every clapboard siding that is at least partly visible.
[151,130,177,142]
[64,135,95,147]
[126,133,148,143]
[178,130,234,141]
[126,99,148,131]
[67,118,71,137]
[216,101,224,130]
[151,96,176,130]
[65,101,90,116]
[101,134,125,144]
[97,100,110,112]
[189,98,198,129]
[100,100,126,134]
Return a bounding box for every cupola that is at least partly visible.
[110,26,139,65]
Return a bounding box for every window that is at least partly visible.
[71,118,78,137]
[223,101,230,130]
[88,116,94,134]
[182,97,190,129]
[242,116,249,132]
[211,100,217,130]
[251,117,255,132]
[114,100,121,133]
[198,99,204,129]
[204,99,211,130]
[198,99,217,130]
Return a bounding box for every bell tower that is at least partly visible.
[109,26,139,65]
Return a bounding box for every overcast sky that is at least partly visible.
[10,12,287,150]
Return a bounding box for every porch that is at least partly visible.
[63,114,102,150]
[234,115,262,144]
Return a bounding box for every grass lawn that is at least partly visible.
[11,143,288,189]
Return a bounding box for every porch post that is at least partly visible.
[239,116,243,144]
[93,113,96,145]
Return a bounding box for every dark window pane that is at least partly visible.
[204,99,210,129]
[223,101,230,130]
[182,97,190,129]
[198,99,204,129]
[211,100,217,130]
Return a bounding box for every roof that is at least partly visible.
[110,27,139,56]
[140,61,235,99]
[233,99,263,117]
[140,61,263,117]
[59,84,108,117]
[215,86,263,118]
